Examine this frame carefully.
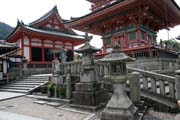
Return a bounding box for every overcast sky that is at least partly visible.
[0,0,179,48]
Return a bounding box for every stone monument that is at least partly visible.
[51,48,67,88]
[99,43,137,120]
[72,32,106,110]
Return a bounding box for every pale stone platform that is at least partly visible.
[0,111,43,120]
[0,92,24,101]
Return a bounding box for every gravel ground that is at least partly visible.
[0,97,90,120]
[0,96,180,120]
[143,109,180,120]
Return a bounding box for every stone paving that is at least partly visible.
[0,92,24,101]
[0,97,92,120]
[0,93,180,120]
[0,111,43,120]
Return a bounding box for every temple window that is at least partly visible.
[153,51,157,57]
[44,48,53,62]
[129,31,136,40]
[105,38,111,46]
[31,47,42,61]
[147,34,152,41]
[0,64,2,72]
[141,31,145,40]
[66,50,73,62]
[55,52,61,61]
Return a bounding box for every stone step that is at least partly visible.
[16,81,47,83]
[0,89,28,93]
[27,77,49,79]
[6,84,37,88]
[12,83,42,85]
[0,86,32,90]
[22,79,48,81]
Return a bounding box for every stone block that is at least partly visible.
[52,76,64,86]
[75,82,101,91]
[46,102,62,107]
[80,70,96,82]
[101,108,134,120]
[34,100,47,105]
[73,90,105,106]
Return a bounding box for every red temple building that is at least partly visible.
[6,6,86,66]
[65,0,180,70]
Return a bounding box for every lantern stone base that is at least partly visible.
[75,82,101,91]
[101,106,136,120]
[72,82,108,111]
[100,83,137,120]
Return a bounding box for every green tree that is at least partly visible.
[162,39,180,51]
[0,22,14,39]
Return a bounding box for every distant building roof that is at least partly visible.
[0,40,19,48]
[6,6,86,45]
[29,6,59,26]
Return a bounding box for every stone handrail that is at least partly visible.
[127,67,176,101]
[62,61,82,75]
[55,60,177,101]
[127,67,175,83]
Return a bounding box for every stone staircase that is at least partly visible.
[0,75,50,94]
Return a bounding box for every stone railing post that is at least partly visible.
[130,72,140,103]
[66,67,72,100]
[178,53,180,70]
[175,70,180,102]
[52,59,60,75]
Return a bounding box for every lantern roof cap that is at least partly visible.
[99,43,136,62]
[75,42,100,53]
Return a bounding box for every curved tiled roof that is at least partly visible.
[6,22,85,41]
[29,5,59,26]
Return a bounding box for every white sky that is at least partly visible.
[0,0,180,48]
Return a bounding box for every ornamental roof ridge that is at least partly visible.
[29,5,59,26]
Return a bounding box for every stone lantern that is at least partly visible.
[75,42,99,82]
[72,32,107,110]
[99,43,137,120]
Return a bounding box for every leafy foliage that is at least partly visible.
[161,39,180,51]
[0,22,14,39]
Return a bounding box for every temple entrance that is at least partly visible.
[66,50,73,62]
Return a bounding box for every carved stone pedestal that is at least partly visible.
[72,82,107,110]
[101,84,137,120]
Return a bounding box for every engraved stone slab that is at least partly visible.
[34,100,47,105]
[46,102,62,107]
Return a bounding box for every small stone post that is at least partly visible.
[175,70,180,107]
[66,67,72,99]
[21,58,27,78]
[130,72,140,103]
[178,53,180,70]
[54,86,57,98]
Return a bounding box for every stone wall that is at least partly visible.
[8,67,22,81]
[8,67,52,81]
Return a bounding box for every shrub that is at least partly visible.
[58,86,66,98]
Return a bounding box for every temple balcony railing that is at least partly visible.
[56,60,178,107]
